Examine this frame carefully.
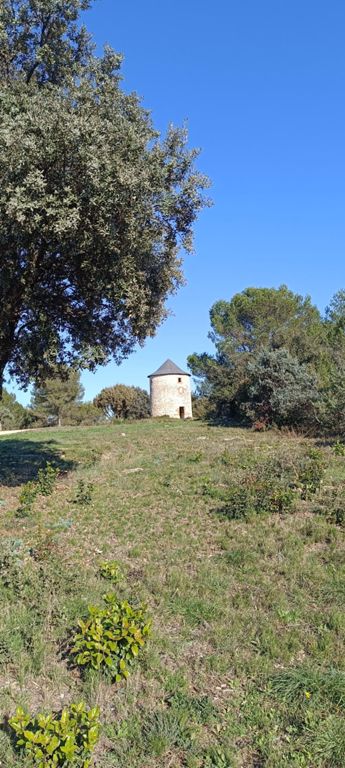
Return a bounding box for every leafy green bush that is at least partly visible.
[333,441,345,456]
[99,560,123,584]
[16,462,59,516]
[71,593,151,681]
[221,479,296,520]
[37,462,59,495]
[315,486,345,527]
[16,480,39,516]
[73,480,94,506]
[9,702,100,768]
[297,448,325,499]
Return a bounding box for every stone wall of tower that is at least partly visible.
[150,374,193,419]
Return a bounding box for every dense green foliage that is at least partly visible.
[31,369,84,427]
[94,384,150,419]
[71,593,151,680]
[0,388,30,430]
[189,285,345,432]
[99,560,123,584]
[244,347,320,428]
[9,702,100,767]
[0,0,208,394]
[17,461,59,515]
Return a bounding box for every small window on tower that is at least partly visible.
[178,377,182,383]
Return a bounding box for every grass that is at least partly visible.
[0,419,344,767]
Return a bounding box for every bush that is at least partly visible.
[315,486,345,527]
[333,441,345,456]
[99,560,123,584]
[244,347,320,429]
[297,448,325,499]
[71,593,151,681]
[222,480,296,520]
[9,702,100,768]
[16,462,59,516]
[37,462,59,496]
[73,480,94,506]
[94,384,150,420]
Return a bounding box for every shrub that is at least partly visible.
[16,462,59,516]
[9,702,100,768]
[315,486,345,527]
[99,560,123,584]
[73,480,94,506]
[297,448,325,499]
[0,538,26,594]
[222,480,296,520]
[71,593,151,681]
[243,347,320,429]
[37,462,59,496]
[333,441,345,456]
[16,479,39,516]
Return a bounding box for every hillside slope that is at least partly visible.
[0,420,344,767]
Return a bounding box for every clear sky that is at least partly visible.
[11,0,345,404]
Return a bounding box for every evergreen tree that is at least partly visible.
[243,348,320,428]
[31,369,84,427]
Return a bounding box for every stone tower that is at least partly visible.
[148,359,193,419]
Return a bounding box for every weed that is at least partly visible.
[16,480,38,517]
[333,441,345,457]
[37,462,59,496]
[99,560,123,584]
[9,702,100,768]
[271,666,345,706]
[167,691,216,724]
[73,479,94,506]
[15,462,59,516]
[297,448,325,500]
[312,715,345,767]
[71,593,151,681]
[142,708,191,756]
[203,747,233,767]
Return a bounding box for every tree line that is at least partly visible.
[189,285,345,434]
[0,377,150,431]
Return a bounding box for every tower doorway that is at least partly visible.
[179,406,185,419]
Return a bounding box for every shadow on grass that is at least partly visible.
[0,438,76,487]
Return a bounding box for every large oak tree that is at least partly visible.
[0,0,208,394]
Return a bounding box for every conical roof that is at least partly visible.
[148,359,190,378]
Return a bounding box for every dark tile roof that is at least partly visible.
[148,359,190,378]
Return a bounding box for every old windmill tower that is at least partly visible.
[148,359,193,419]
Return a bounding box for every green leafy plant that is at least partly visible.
[16,479,39,517]
[297,448,325,500]
[16,462,59,516]
[315,486,345,527]
[0,538,27,595]
[99,560,123,584]
[221,480,296,520]
[333,441,345,456]
[9,702,100,768]
[203,748,232,767]
[37,462,59,496]
[71,593,151,681]
[73,480,94,506]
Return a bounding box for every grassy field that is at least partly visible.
[0,419,344,767]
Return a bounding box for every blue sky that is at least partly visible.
[11,0,345,404]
